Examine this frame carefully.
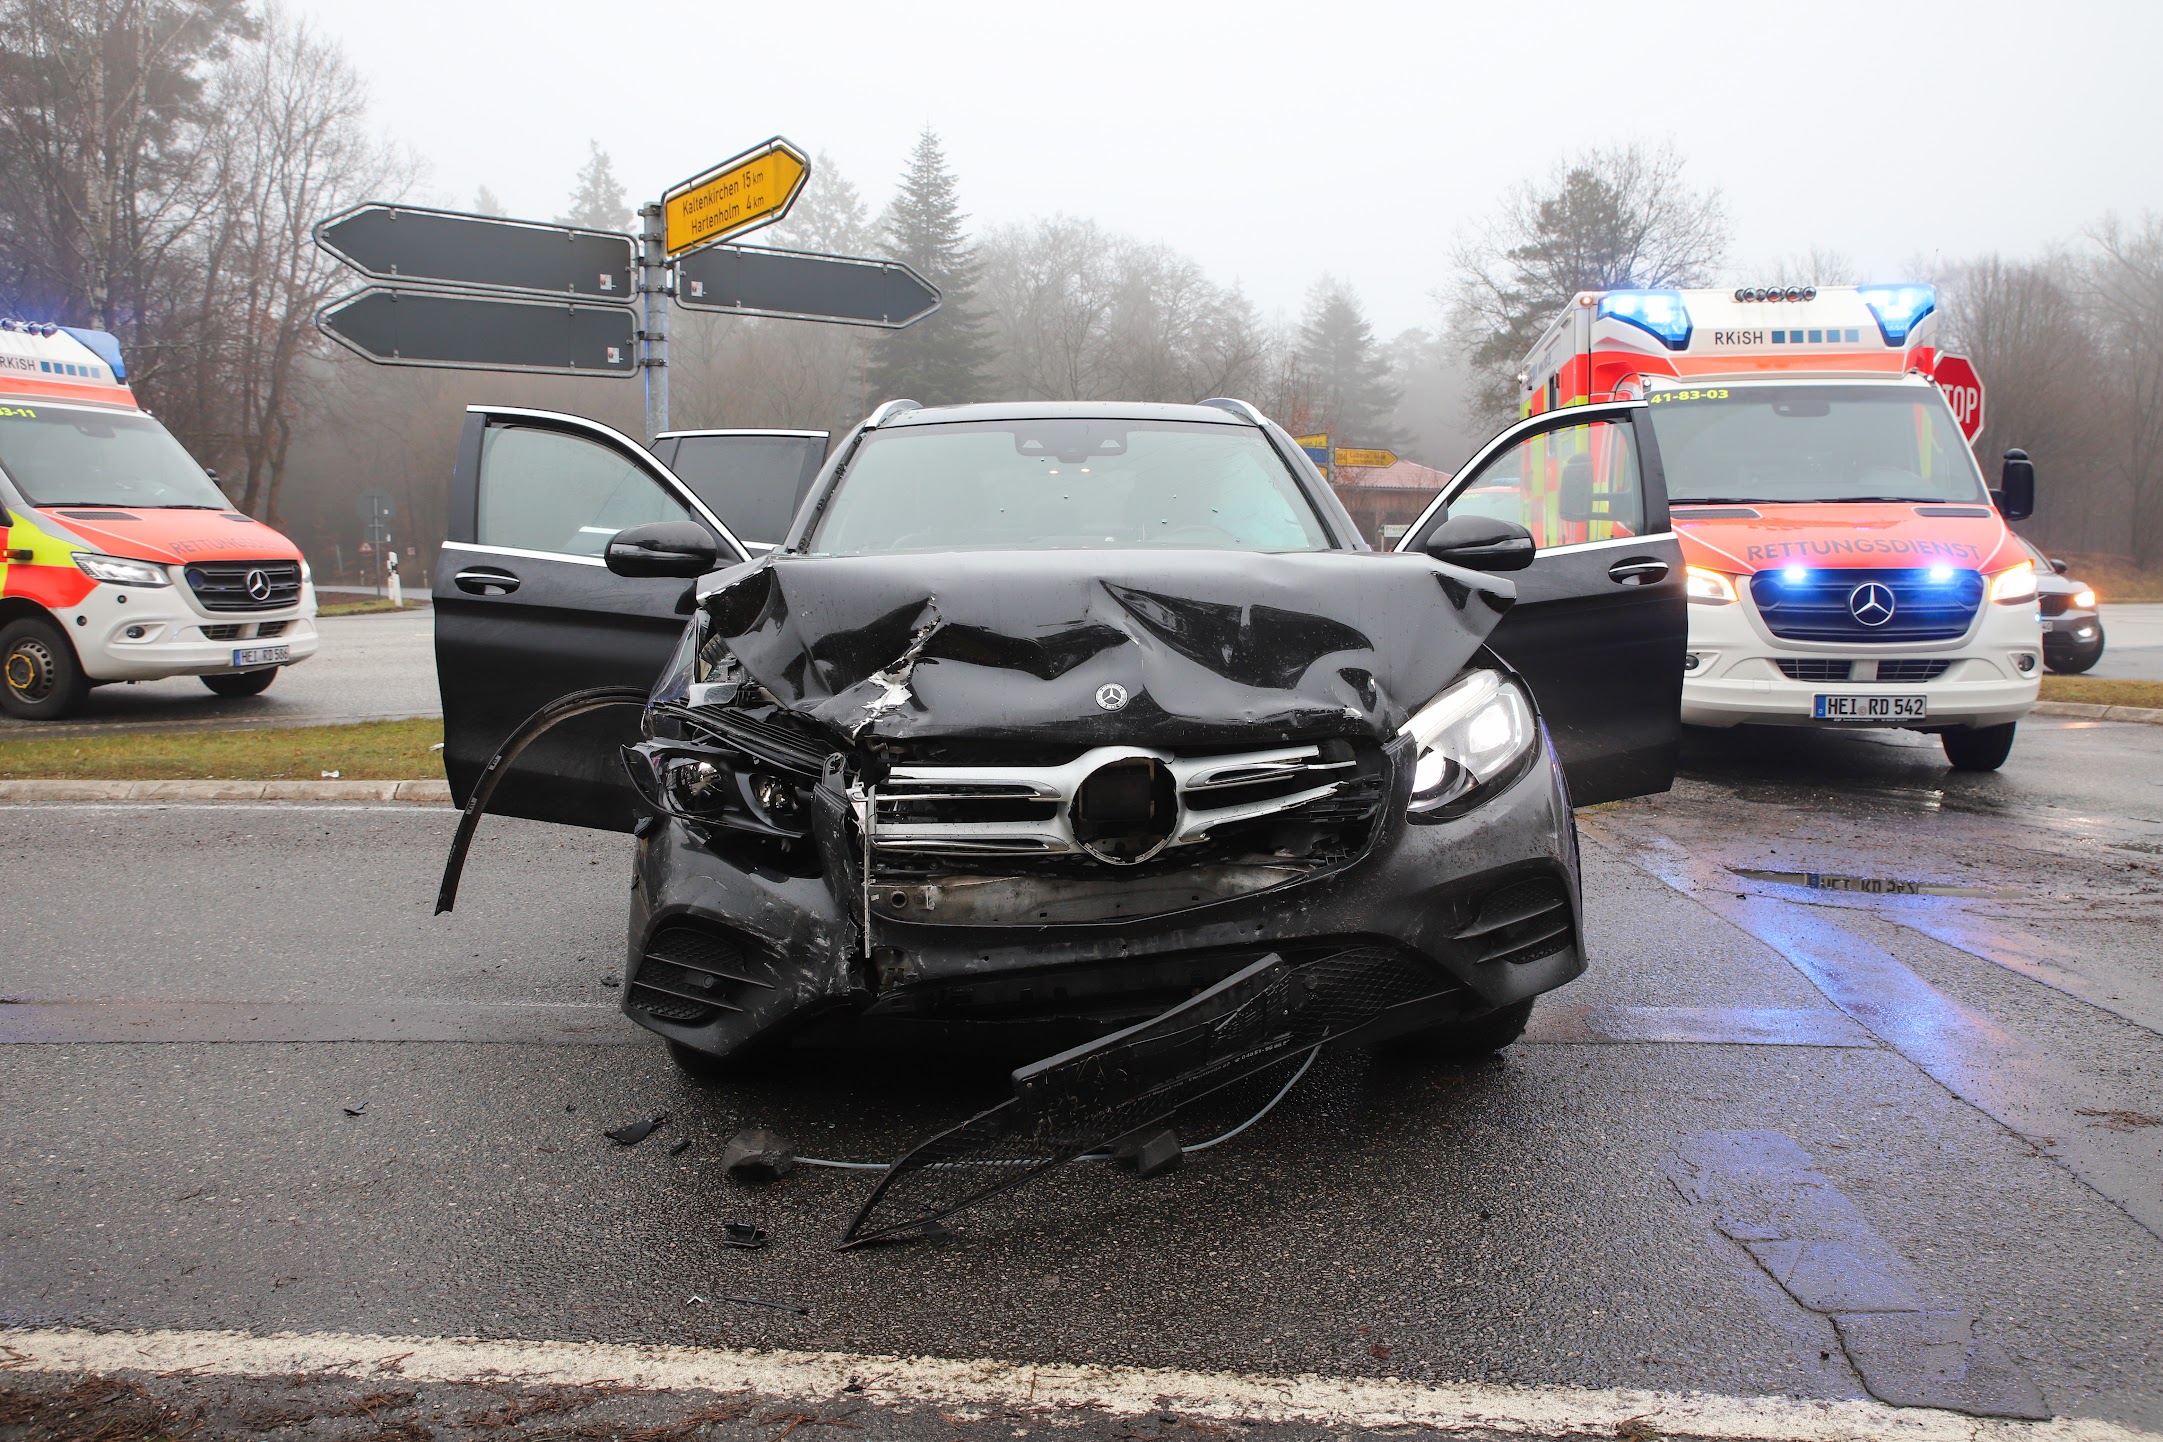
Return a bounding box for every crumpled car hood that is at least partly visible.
[700,548,1514,747]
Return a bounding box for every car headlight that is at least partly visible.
[2072,587,2096,609]
[1401,669,1539,818]
[72,551,171,587]
[1685,566,1737,604]
[1988,561,2037,604]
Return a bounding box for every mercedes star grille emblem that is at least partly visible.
[1094,682,1130,712]
[1848,581,1896,627]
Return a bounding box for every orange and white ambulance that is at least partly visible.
[0,320,317,719]
[1516,284,2040,770]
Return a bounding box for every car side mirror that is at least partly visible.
[1993,448,2036,522]
[2049,557,2069,575]
[606,521,720,578]
[1421,514,1536,572]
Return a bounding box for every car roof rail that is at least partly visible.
[1198,397,1267,425]
[866,398,923,426]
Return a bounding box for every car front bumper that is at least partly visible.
[1679,592,2040,730]
[623,736,1585,1061]
[61,581,319,683]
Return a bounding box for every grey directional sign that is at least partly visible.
[317,287,638,377]
[674,244,941,327]
[314,203,636,301]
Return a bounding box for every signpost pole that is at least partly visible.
[638,201,669,441]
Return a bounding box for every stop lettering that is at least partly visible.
[1934,354,1986,441]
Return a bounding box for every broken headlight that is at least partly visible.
[1401,669,1537,819]
[622,740,808,839]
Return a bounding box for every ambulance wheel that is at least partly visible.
[202,668,278,698]
[0,617,91,720]
[1942,722,2017,772]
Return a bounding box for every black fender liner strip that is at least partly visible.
[434,686,655,915]
[838,943,1454,1247]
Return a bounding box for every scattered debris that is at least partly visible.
[1110,1126,1184,1179]
[668,1138,692,1157]
[2077,1107,2163,1131]
[722,1127,797,1184]
[606,1115,667,1146]
[1616,1411,1663,1440]
[721,1222,768,1249]
[601,975,621,988]
[342,1102,369,1117]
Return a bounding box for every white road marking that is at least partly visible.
[1,1327,2153,1442]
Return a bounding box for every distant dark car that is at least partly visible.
[2020,538,2103,674]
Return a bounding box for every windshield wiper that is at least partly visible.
[148,503,229,510]
[1811,496,1940,505]
[1669,497,1762,505]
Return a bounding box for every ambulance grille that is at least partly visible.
[184,559,302,612]
[1750,568,1982,644]
[1776,658,1852,681]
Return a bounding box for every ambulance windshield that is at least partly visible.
[0,404,232,509]
[1645,384,1989,506]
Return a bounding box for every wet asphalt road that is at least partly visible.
[2092,603,2163,682]
[0,607,439,738]
[1,716,2159,1436]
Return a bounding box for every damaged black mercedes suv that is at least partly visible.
[432,397,1686,1074]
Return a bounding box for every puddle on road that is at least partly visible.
[1729,867,2017,899]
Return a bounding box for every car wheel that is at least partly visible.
[202,667,279,698]
[0,617,92,720]
[1395,997,1536,1062]
[1941,722,2017,771]
[2045,642,2101,676]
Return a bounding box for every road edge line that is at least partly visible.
[0,1326,2150,1441]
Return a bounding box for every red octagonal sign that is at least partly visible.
[1934,353,1985,441]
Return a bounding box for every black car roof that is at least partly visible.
[878,400,1251,428]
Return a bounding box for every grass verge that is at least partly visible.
[317,597,423,617]
[0,717,446,781]
[2039,676,2163,711]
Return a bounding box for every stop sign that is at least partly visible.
[1935,354,1985,441]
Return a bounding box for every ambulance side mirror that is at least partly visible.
[1994,448,2035,522]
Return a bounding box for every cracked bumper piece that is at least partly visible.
[622,739,1583,1061]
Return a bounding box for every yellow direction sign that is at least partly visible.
[1333,447,1398,469]
[663,138,810,259]
[1293,433,1329,450]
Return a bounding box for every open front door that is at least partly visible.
[433,406,747,832]
[1400,401,1685,805]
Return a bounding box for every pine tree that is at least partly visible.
[862,129,994,407]
[556,141,631,232]
[472,185,507,217]
[1296,278,1399,447]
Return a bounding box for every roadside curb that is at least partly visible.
[0,779,451,803]
[2032,700,2163,726]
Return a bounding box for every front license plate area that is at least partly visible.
[232,645,289,668]
[1815,693,1927,721]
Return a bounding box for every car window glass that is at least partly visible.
[663,434,826,544]
[808,420,1329,556]
[1447,418,1643,549]
[478,426,694,558]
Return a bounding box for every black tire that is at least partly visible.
[1395,998,1536,1063]
[0,616,91,720]
[1942,722,2017,772]
[2045,643,2101,676]
[201,667,278,698]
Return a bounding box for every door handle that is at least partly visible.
[453,567,521,595]
[1606,557,1669,586]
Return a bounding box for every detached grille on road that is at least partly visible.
[1750,568,1982,644]
[183,559,302,612]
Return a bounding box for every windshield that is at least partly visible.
[0,403,231,509]
[1645,384,1989,506]
[806,419,1330,556]
[664,433,826,543]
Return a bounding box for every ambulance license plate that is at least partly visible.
[1814,693,1926,721]
[232,645,289,667]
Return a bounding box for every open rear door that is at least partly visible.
[1400,400,1685,805]
[432,406,746,831]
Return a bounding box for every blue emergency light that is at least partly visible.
[1857,284,1935,345]
[1598,290,1693,350]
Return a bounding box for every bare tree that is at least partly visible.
[2083,216,2163,565]
[1448,143,1728,425]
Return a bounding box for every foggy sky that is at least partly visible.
[288,0,2163,334]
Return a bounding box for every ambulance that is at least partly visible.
[1513,283,2039,771]
[0,320,317,719]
